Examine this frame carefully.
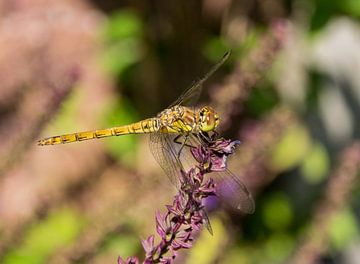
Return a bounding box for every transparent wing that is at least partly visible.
[149,133,202,188]
[149,131,254,214]
[200,208,213,235]
[169,51,231,108]
[149,133,215,234]
[210,169,255,214]
[149,132,184,188]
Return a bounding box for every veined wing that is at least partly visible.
[210,169,255,214]
[149,132,203,187]
[149,132,214,234]
[149,132,254,213]
[149,132,184,188]
[169,51,230,108]
[150,52,231,186]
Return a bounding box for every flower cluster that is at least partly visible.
[191,137,240,172]
[118,135,240,264]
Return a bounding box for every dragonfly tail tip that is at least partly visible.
[37,140,46,146]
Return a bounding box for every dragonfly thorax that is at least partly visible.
[157,106,196,133]
[157,105,219,134]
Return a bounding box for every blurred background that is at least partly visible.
[0,0,360,263]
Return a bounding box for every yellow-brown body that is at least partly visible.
[37,106,218,146]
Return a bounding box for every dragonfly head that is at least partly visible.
[198,106,220,132]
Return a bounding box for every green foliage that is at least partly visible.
[263,232,294,262]
[310,0,360,31]
[203,37,229,62]
[245,85,279,117]
[102,10,144,77]
[301,143,330,184]
[306,71,323,109]
[343,0,360,17]
[100,233,140,259]
[221,232,294,264]
[3,208,85,264]
[329,209,359,250]
[104,10,143,41]
[268,124,311,172]
[262,192,294,231]
[204,28,260,63]
[186,216,227,264]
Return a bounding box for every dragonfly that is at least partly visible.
[38,52,255,214]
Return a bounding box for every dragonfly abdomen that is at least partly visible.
[37,118,159,146]
[123,118,159,134]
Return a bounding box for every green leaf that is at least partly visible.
[264,233,294,262]
[301,143,330,184]
[203,37,229,62]
[102,10,144,76]
[3,208,85,264]
[268,125,311,172]
[262,192,293,231]
[329,209,359,250]
[104,10,143,41]
[101,233,139,258]
[186,216,227,264]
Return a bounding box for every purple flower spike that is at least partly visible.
[159,257,173,264]
[190,144,209,164]
[211,139,240,154]
[172,230,193,250]
[209,139,240,172]
[118,256,139,264]
[118,135,241,263]
[191,137,241,173]
[210,155,227,172]
[118,256,124,264]
[155,212,170,240]
[141,235,156,259]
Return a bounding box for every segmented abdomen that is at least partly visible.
[38,118,159,146]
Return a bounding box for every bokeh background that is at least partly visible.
[0,0,360,263]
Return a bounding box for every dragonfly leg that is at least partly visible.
[198,131,210,143]
[212,130,220,138]
[173,134,193,159]
[173,134,195,147]
[199,131,219,143]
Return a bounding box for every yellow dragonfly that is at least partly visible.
[38,52,254,214]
